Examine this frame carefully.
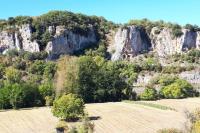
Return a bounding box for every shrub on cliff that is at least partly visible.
[162,66,187,74]
[170,24,183,38]
[184,24,200,32]
[140,57,162,72]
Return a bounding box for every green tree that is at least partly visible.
[9,83,42,109]
[29,60,46,75]
[5,67,22,83]
[0,86,11,109]
[77,56,98,102]
[43,62,57,79]
[160,79,195,99]
[52,94,85,120]
[140,88,158,100]
[9,83,24,109]
[39,82,54,99]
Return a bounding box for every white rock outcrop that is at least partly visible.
[19,24,40,52]
[0,31,16,53]
[1,23,200,60]
[179,70,200,84]
[45,26,97,59]
[111,26,200,60]
[0,24,40,54]
[111,26,151,61]
[151,27,199,57]
[0,25,97,58]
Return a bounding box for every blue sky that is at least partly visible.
[0,0,200,25]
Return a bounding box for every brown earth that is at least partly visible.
[0,98,200,133]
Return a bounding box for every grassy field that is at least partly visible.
[0,98,200,133]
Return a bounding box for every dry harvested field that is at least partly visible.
[0,98,200,133]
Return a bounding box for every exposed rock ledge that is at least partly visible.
[0,24,97,59]
[111,26,151,61]
[45,26,96,59]
[111,26,200,60]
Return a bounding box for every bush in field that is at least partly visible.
[76,116,95,133]
[45,96,54,106]
[157,128,182,133]
[139,88,158,100]
[190,109,200,133]
[191,120,200,133]
[160,83,184,99]
[160,79,195,99]
[52,94,85,120]
[185,108,200,133]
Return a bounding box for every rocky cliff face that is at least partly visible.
[111,26,200,60]
[0,24,97,58]
[111,26,151,61]
[19,25,40,52]
[0,24,40,54]
[151,27,200,57]
[1,24,200,60]
[45,26,96,59]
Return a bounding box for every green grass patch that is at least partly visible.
[123,100,176,111]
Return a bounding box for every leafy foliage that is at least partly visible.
[139,88,158,100]
[56,56,132,103]
[30,11,116,47]
[0,51,56,109]
[0,82,42,109]
[52,94,85,120]
[128,18,183,37]
[160,79,195,99]
[184,24,200,32]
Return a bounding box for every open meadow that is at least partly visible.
[0,98,200,133]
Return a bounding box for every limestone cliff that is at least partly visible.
[111,26,200,60]
[45,26,96,59]
[0,24,97,58]
[151,27,200,57]
[111,26,151,61]
[1,23,200,60]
